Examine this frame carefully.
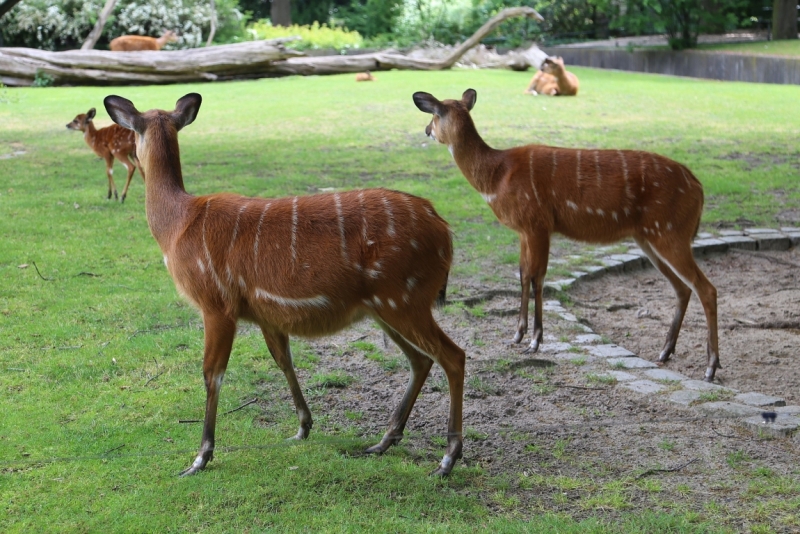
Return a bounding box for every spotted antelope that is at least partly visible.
[414,89,720,381]
[103,93,466,476]
[67,108,144,202]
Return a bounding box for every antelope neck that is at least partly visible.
[450,132,501,196]
[141,134,192,248]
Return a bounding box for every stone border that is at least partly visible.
[536,297,800,442]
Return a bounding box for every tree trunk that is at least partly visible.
[206,0,217,46]
[271,0,291,27]
[772,0,798,40]
[0,0,25,19]
[81,0,120,51]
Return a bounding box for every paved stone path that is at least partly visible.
[537,227,800,440]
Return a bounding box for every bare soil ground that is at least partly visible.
[252,246,800,531]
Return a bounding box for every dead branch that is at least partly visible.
[726,320,800,330]
[32,262,53,281]
[635,457,698,479]
[730,248,800,269]
[221,398,258,416]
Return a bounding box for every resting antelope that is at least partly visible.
[103,93,466,476]
[524,57,579,96]
[66,108,144,202]
[355,71,376,82]
[109,30,178,52]
[413,89,720,381]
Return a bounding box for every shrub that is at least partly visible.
[247,20,363,51]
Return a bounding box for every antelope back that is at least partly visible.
[167,189,453,336]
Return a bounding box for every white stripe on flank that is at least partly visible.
[382,195,396,237]
[528,149,541,207]
[253,202,271,260]
[229,202,249,255]
[202,200,229,299]
[566,200,578,211]
[594,150,602,187]
[680,167,692,188]
[481,193,496,203]
[617,150,632,201]
[255,288,330,308]
[291,196,299,263]
[197,258,206,274]
[334,193,347,261]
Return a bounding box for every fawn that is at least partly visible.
[109,30,178,52]
[103,93,466,476]
[414,89,720,381]
[66,108,144,202]
[356,71,376,82]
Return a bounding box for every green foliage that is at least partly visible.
[308,370,356,389]
[336,0,403,39]
[31,71,54,87]
[247,20,363,50]
[0,0,247,50]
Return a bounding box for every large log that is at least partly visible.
[0,8,543,86]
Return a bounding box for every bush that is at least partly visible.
[247,20,363,51]
[0,0,247,50]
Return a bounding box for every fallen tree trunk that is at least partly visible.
[0,7,543,86]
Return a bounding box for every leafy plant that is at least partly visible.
[247,20,363,50]
[307,370,355,389]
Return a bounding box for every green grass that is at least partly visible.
[697,39,800,57]
[0,68,796,531]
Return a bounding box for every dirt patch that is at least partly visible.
[570,247,800,402]
[248,246,800,530]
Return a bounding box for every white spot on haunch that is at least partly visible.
[406,277,417,290]
[163,255,168,267]
[528,149,541,207]
[612,211,618,221]
[372,295,382,307]
[624,207,631,216]
[667,222,673,230]
[238,276,246,289]
[367,269,381,278]
[566,200,578,210]
[586,207,593,214]
[255,288,330,308]
[388,298,397,310]
[575,150,582,184]
[410,239,419,250]
[402,293,410,304]
[655,221,660,229]
[596,208,605,216]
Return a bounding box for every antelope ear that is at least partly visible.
[104,95,146,134]
[461,89,477,111]
[172,93,202,131]
[86,108,96,121]
[413,92,441,115]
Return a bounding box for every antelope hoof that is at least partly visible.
[703,366,718,382]
[288,425,310,441]
[179,454,210,477]
[512,330,524,344]
[431,449,462,477]
[522,338,540,354]
[657,348,673,363]
[120,194,126,203]
[365,434,401,455]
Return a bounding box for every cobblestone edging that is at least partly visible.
[540,227,800,441]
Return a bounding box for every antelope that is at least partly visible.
[103,93,466,476]
[66,108,144,202]
[355,70,376,82]
[413,89,720,381]
[523,69,558,96]
[109,30,178,52]
[540,56,579,96]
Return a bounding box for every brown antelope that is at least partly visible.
[540,56,579,96]
[109,30,178,51]
[66,108,144,202]
[103,93,466,476]
[523,69,558,96]
[355,70,376,82]
[413,89,720,381]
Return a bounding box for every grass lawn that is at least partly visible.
[697,38,800,57]
[0,68,797,532]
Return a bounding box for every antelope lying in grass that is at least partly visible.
[414,89,720,381]
[66,108,144,202]
[109,30,178,51]
[524,57,579,96]
[103,93,466,476]
[356,70,376,81]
